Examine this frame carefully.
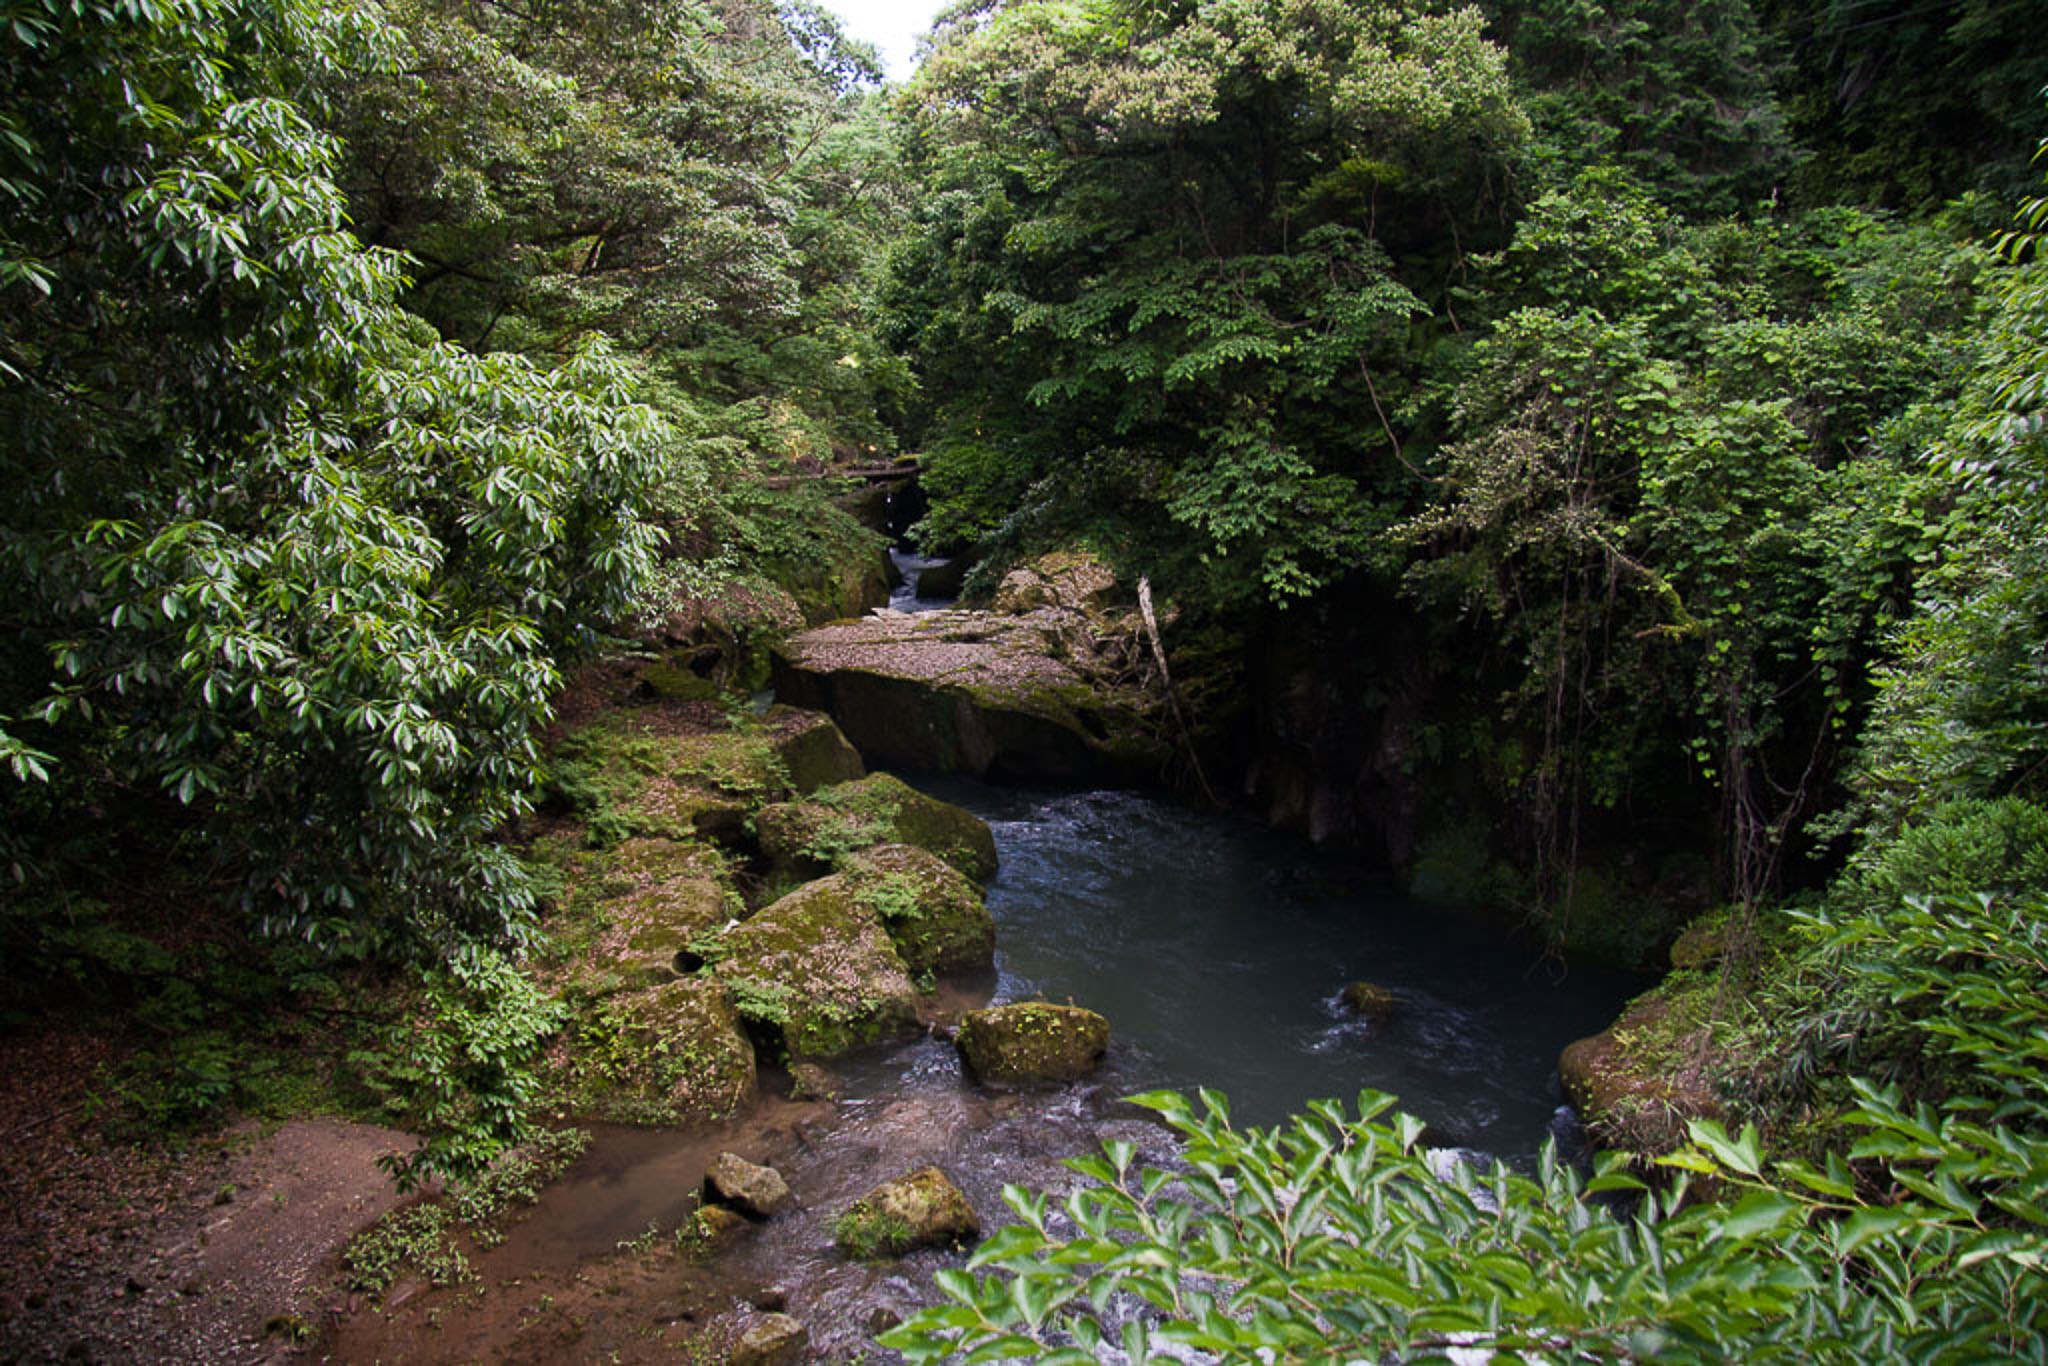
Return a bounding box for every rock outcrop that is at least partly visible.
[1558,992,1722,1151]
[771,549,1173,784]
[713,876,922,1060]
[955,1002,1110,1083]
[844,844,995,976]
[754,772,997,888]
[833,1167,979,1258]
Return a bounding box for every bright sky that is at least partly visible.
[826,0,949,81]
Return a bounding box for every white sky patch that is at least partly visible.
[823,0,948,80]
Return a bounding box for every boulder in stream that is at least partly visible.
[703,1152,790,1219]
[955,1002,1110,1084]
[755,772,997,887]
[732,1311,808,1365]
[1340,980,1396,1025]
[833,1166,979,1258]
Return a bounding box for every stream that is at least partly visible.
[332,780,1643,1362]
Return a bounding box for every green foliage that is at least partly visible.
[342,1125,586,1293]
[1400,170,1979,914]
[0,0,674,974]
[885,1067,2047,1361]
[893,0,1527,604]
[1490,0,1792,216]
[351,951,569,1189]
[831,1206,917,1261]
[1762,0,2048,212]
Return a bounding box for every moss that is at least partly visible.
[548,976,757,1126]
[847,844,995,976]
[713,875,921,1061]
[956,1002,1110,1083]
[638,658,723,702]
[1558,981,1725,1155]
[755,772,997,886]
[763,706,865,795]
[832,1166,979,1259]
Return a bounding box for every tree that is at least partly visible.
[890,0,1528,600]
[1,0,675,1175]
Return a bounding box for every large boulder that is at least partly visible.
[833,1167,979,1258]
[713,876,921,1060]
[765,706,865,794]
[771,550,1172,784]
[845,844,995,977]
[577,976,757,1124]
[561,838,731,999]
[955,1003,1110,1084]
[754,772,997,887]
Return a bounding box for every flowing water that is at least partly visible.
[334,782,1644,1361]
[886,548,957,612]
[901,778,1645,1150]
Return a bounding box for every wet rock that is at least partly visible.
[732,1312,808,1366]
[703,1153,790,1220]
[956,1003,1110,1084]
[715,877,921,1060]
[695,1205,751,1240]
[755,772,998,886]
[788,1062,842,1102]
[913,550,977,601]
[845,844,995,976]
[749,1285,789,1313]
[1340,981,1395,1025]
[770,549,1171,784]
[834,1167,979,1258]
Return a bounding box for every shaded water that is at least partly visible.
[902,778,1643,1151]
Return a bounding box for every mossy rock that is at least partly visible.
[1669,912,1731,971]
[785,545,894,626]
[563,976,757,1125]
[833,1166,978,1259]
[956,1003,1109,1084]
[1340,980,1395,1025]
[713,875,921,1060]
[553,715,790,847]
[562,838,734,999]
[1558,991,1722,1154]
[755,772,997,886]
[762,705,865,795]
[637,656,723,702]
[845,844,995,976]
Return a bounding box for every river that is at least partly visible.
[329,778,1642,1361]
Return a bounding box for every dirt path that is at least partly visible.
[0,1025,417,1364]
